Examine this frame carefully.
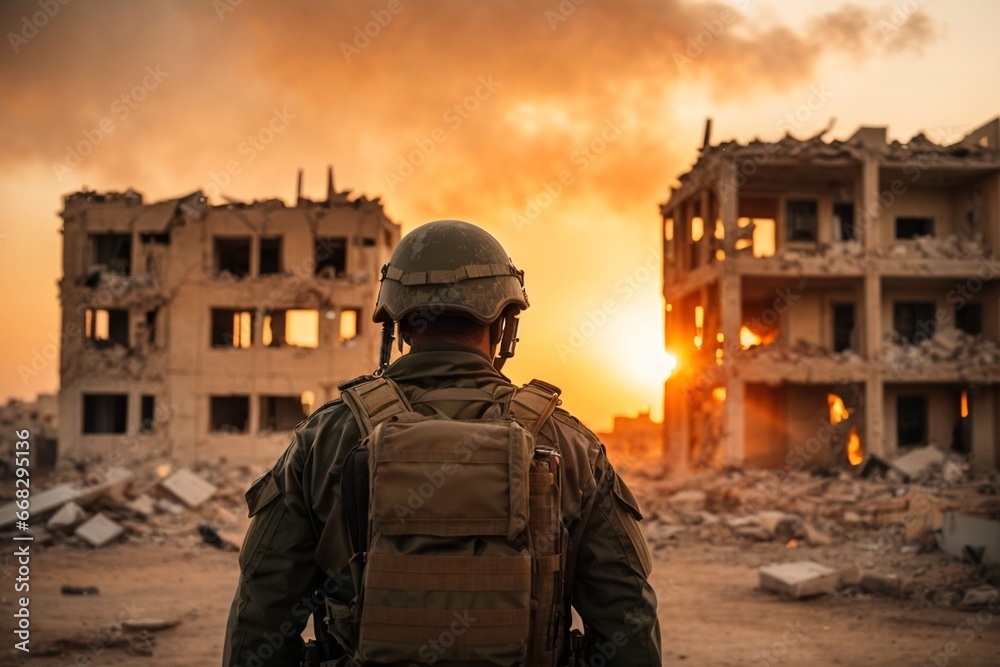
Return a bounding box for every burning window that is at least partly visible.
[832,303,856,352]
[786,200,818,242]
[214,237,251,277]
[210,395,249,433]
[259,395,307,431]
[340,308,360,341]
[833,203,856,241]
[211,308,253,348]
[893,302,936,344]
[263,309,319,348]
[315,236,347,278]
[259,236,282,275]
[89,233,132,275]
[85,308,129,348]
[82,394,127,434]
[140,395,155,433]
[895,216,934,239]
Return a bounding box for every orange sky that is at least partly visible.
[1,0,998,431]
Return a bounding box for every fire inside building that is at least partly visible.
[661,117,1000,472]
[57,172,400,465]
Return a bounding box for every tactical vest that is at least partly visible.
[330,377,568,667]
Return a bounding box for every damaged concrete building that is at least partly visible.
[661,118,1000,472]
[58,176,400,465]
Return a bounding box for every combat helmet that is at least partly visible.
[373,220,528,371]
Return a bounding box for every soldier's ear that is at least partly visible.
[489,319,503,346]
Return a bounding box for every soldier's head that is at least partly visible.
[373,220,528,371]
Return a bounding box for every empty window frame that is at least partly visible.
[785,199,818,242]
[832,303,856,352]
[340,308,360,341]
[893,302,936,344]
[833,203,856,242]
[209,395,249,433]
[259,236,282,275]
[262,309,319,348]
[955,302,983,336]
[140,395,155,433]
[85,308,129,348]
[214,237,251,277]
[145,309,158,346]
[259,395,306,431]
[211,308,253,348]
[82,394,128,434]
[896,395,928,447]
[895,217,934,239]
[89,233,132,275]
[315,236,347,277]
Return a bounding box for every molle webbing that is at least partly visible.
[382,262,521,286]
[340,378,411,436]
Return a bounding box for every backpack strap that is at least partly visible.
[507,379,562,436]
[339,376,412,436]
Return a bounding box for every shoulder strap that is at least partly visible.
[508,379,562,436]
[340,376,413,436]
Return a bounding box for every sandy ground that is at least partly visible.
[1,528,998,667]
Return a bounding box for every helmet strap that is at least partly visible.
[375,320,395,376]
[493,309,520,371]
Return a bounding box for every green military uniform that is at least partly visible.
[223,344,662,666]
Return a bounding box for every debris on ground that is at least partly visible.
[61,585,100,596]
[759,561,839,599]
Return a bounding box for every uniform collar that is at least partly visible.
[385,344,509,385]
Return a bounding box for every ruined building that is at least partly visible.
[58,176,400,465]
[661,118,1000,472]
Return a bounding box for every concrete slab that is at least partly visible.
[126,495,157,517]
[860,572,903,597]
[155,498,185,514]
[76,467,134,506]
[161,468,217,508]
[892,446,945,480]
[46,501,88,531]
[75,512,125,548]
[667,489,706,514]
[0,484,79,529]
[759,561,838,599]
[938,512,1000,565]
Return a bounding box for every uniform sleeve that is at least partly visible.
[572,466,662,666]
[223,440,321,667]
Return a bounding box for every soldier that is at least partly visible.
[223,220,661,666]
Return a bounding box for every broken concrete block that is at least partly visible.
[75,512,125,548]
[667,489,706,514]
[76,467,134,506]
[126,495,157,518]
[803,522,833,546]
[836,564,863,587]
[122,618,181,633]
[956,586,1000,611]
[938,512,1000,565]
[751,511,803,541]
[860,572,903,597]
[161,468,217,508]
[0,484,78,529]
[892,446,945,480]
[155,498,185,514]
[759,561,838,599]
[47,502,89,532]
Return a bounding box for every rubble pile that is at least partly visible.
[882,328,1000,370]
[883,233,991,260]
[630,447,1000,608]
[742,338,864,365]
[0,462,257,553]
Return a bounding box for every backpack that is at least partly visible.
[329,376,568,667]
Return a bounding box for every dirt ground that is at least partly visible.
[2,524,998,667]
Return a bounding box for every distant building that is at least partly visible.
[58,175,400,465]
[0,394,58,470]
[597,410,663,468]
[661,118,1000,471]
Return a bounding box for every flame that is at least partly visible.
[847,426,863,466]
[960,390,969,418]
[827,394,850,425]
[662,352,678,379]
[740,326,763,349]
[712,387,726,401]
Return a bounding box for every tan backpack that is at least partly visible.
[330,377,567,666]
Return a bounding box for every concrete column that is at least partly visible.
[971,386,997,468]
[698,189,711,267]
[717,160,738,258]
[720,272,743,465]
[859,153,880,257]
[865,375,886,459]
[863,271,881,360]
